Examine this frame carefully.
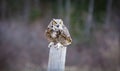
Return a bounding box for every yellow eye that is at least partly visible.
[59,22,61,24]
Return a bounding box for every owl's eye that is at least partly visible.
[51,25,53,27]
[56,25,59,27]
[60,21,62,24]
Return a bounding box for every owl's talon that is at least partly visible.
[48,42,54,48]
[54,43,63,49]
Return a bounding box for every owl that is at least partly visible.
[45,19,72,48]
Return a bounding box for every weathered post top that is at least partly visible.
[47,45,67,71]
[45,19,72,71]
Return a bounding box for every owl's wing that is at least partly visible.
[60,25,72,45]
[62,25,71,37]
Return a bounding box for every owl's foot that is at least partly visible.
[54,43,64,49]
[48,42,54,48]
[48,42,65,49]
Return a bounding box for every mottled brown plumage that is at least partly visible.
[45,19,72,47]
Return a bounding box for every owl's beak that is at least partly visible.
[52,28,55,31]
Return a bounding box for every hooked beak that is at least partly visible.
[52,28,56,31]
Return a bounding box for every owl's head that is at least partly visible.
[48,19,64,31]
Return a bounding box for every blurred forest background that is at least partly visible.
[0,0,119,71]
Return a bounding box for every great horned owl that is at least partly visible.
[45,19,72,48]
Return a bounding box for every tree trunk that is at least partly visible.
[34,0,40,9]
[65,0,71,29]
[104,0,113,29]
[85,0,94,38]
[1,0,7,20]
[57,0,63,18]
[23,0,31,23]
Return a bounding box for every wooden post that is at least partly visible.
[47,45,67,71]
